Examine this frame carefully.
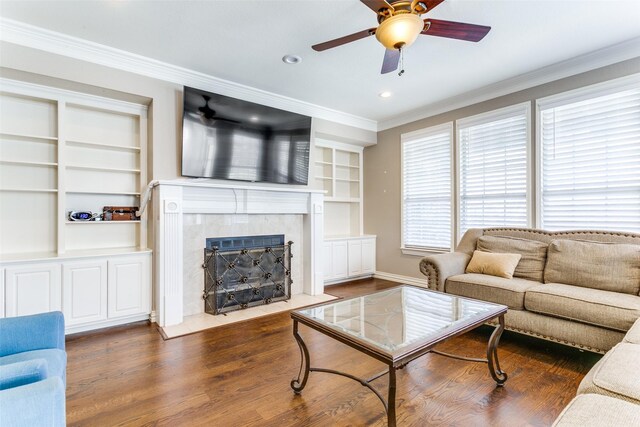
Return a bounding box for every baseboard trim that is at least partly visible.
[324,274,374,286]
[373,271,426,287]
[65,313,150,335]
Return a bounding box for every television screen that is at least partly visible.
[181,86,311,185]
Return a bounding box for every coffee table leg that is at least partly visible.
[387,366,396,427]
[291,319,311,394]
[487,314,508,385]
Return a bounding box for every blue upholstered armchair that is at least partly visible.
[0,311,66,426]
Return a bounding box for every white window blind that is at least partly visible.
[458,104,530,235]
[539,77,640,232]
[402,123,452,251]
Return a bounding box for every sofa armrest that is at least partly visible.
[0,377,65,427]
[0,312,65,357]
[419,252,471,292]
[0,359,49,391]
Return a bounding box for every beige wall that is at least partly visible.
[364,57,640,280]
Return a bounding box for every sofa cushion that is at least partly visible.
[544,239,640,295]
[477,235,548,282]
[446,273,540,309]
[0,359,49,391]
[465,250,521,279]
[623,318,640,344]
[577,343,640,404]
[0,349,66,386]
[552,394,640,427]
[525,283,640,332]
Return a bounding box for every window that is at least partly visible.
[457,103,530,235]
[538,77,640,232]
[401,123,453,251]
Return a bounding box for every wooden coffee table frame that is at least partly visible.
[290,288,508,427]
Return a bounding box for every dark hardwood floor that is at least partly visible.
[65,279,600,426]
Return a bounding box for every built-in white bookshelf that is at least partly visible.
[0,79,148,258]
[314,138,376,284]
[314,141,363,237]
[0,79,151,333]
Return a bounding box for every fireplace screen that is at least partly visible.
[203,235,292,315]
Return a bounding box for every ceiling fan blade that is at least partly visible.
[312,27,376,51]
[381,49,400,74]
[360,0,393,13]
[422,18,491,42]
[423,0,446,12]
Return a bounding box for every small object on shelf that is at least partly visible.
[68,211,99,221]
[103,206,139,221]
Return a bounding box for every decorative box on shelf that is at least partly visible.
[103,206,139,221]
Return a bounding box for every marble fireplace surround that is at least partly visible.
[153,180,324,327]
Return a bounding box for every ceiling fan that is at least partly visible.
[192,95,240,125]
[312,0,491,74]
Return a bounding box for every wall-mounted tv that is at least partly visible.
[182,86,312,185]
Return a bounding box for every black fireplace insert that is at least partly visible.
[203,235,292,315]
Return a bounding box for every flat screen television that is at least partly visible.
[181,86,312,185]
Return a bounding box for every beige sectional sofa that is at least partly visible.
[419,228,640,353]
[553,318,640,426]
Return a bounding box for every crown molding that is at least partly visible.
[0,17,378,132]
[378,36,640,131]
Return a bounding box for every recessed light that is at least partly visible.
[379,91,392,98]
[282,54,302,64]
[249,116,260,122]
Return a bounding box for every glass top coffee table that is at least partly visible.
[290,285,508,427]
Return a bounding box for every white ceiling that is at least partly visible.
[1,0,640,128]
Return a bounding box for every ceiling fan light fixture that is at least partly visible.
[375,13,424,50]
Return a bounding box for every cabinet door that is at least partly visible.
[361,239,376,274]
[331,241,348,280]
[348,240,362,276]
[5,263,61,317]
[63,260,107,326]
[108,255,150,319]
[323,242,333,280]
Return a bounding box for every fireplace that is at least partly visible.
[153,180,324,327]
[203,235,292,314]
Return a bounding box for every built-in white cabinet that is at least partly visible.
[323,236,376,284]
[2,251,151,333]
[5,263,62,317]
[0,79,151,333]
[324,240,348,281]
[63,260,108,327]
[361,238,375,275]
[348,240,363,276]
[108,256,150,319]
[314,138,376,284]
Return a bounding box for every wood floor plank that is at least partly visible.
[65,279,600,426]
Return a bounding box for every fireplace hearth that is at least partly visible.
[203,235,293,315]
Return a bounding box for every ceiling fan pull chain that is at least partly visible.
[398,48,405,76]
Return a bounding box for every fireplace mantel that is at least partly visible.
[153,179,324,327]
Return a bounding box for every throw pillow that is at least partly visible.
[465,250,522,279]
